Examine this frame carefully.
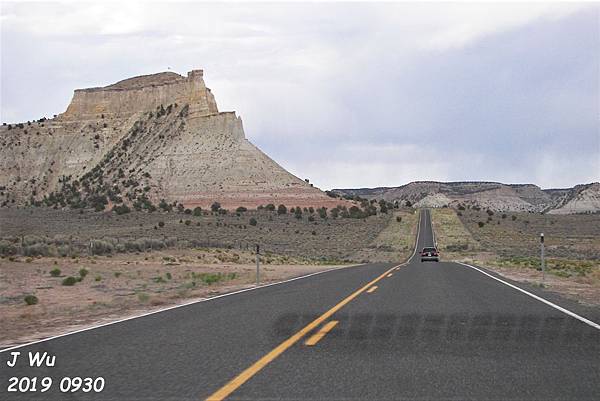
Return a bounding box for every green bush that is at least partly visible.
[94,275,102,281]
[24,295,39,305]
[277,204,287,215]
[23,243,49,257]
[50,268,61,277]
[265,204,276,211]
[0,240,17,256]
[211,202,221,212]
[79,268,89,278]
[113,204,131,215]
[478,222,485,228]
[193,207,202,216]
[158,221,165,228]
[396,216,402,222]
[185,220,191,226]
[62,276,78,286]
[91,240,114,255]
[236,206,248,213]
[249,217,257,226]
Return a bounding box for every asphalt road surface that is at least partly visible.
[1,209,599,400]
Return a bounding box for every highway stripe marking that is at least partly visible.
[206,264,402,400]
[205,209,423,400]
[458,262,600,330]
[367,286,378,293]
[305,321,339,346]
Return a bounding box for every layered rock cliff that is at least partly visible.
[0,69,341,210]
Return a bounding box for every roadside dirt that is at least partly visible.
[0,249,353,349]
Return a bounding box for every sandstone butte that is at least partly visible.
[0,69,347,210]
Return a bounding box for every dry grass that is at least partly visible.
[429,207,600,306]
[353,209,419,263]
[0,248,354,348]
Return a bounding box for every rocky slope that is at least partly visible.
[334,181,600,214]
[0,69,342,210]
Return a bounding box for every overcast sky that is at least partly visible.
[1,2,598,190]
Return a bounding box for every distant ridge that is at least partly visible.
[333,181,600,214]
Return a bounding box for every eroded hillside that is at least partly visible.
[0,69,341,210]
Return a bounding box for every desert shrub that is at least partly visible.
[113,204,131,215]
[396,216,402,222]
[124,238,166,252]
[50,268,61,277]
[308,215,315,222]
[318,207,327,219]
[56,245,70,257]
[236,206,248,213]
[23,243,49,257]
[193,207,202,216]
[405,201,412,207]
[277,204,287,215]
[79,268,89,278]
[114,272,122,278]
[137,293,150,302]
[512,215,517,221]
[0,240,17,256]
[330,207,340,218]
[457,211,462,216]
[159,199,172,212]
[91,240,114,255]
[62,276,78,286]
[184,208,192,215]
[23,235,45,246]
[249,217,257,226]
[501,213,507,219]
[478,222,485,228]
[265,204,276,211]
[166,272,172,280]
[184,220,191,226]
[311,231,317,236]
[211,202,221,212]
[24,295,39,305]
[486,210,494,216]
[94,275,102,281]
[158,221,165,228]
[294,207,302,219]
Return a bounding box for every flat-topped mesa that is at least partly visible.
[60,69,219,120]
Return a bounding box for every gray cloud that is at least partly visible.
[1,2,598,189]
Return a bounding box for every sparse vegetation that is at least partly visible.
[62,276,78,286]
[24,295,39,305]
[50,268,61,277]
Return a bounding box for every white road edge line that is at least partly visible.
[0,264,359,353]
[458,262,600,331]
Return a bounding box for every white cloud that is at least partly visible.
[1,2,597,189]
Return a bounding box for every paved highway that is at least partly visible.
[1,209,599,400]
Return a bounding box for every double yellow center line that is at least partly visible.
[205,263,401,401]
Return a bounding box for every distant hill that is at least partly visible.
[0,69,343,210]
[333,181,600,214]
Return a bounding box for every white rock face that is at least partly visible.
[548,183,600,214]
[0,69,343,209]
